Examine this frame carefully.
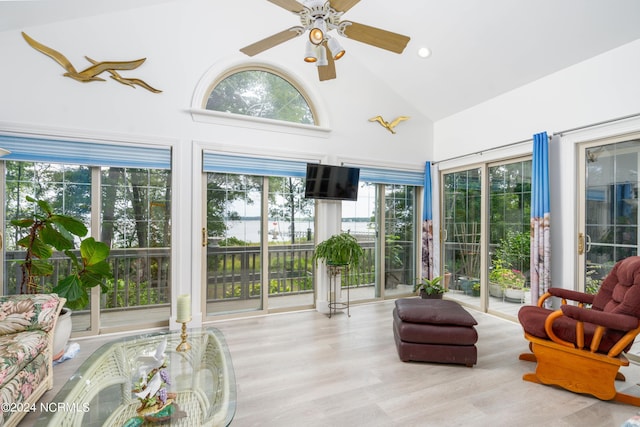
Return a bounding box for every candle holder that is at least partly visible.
[176,318,191,352]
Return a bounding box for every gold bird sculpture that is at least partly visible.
[22,32,146,83]
[85,56,162,93]
[368,115,410,134]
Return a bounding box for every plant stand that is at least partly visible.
[328,264,350,318]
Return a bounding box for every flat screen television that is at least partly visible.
[304,163,360,201]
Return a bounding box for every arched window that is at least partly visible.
[206,68,316,125]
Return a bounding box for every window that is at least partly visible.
[99,167,172,329]
[206,69,315,125]
[5,162,91,294]
[1,136,172,335]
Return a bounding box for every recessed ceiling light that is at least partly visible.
[417,47,431,58]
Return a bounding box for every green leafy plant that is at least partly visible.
[313,232,364,268]
[385,234,404,269]
[489,259,525,290]
[493,230,530,273]
[413,276,446,295]
[11,196,113,310]
[102,279,161,308]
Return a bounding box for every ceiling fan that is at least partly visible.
[240,0,411,81]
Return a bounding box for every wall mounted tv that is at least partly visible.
[304,163,360,201]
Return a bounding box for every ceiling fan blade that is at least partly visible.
[318,58,336,82]
[341,21,410,54]
[330,0,360,13]
[240,27,304,56]
[267,0,305,13]
[318,49,336,81]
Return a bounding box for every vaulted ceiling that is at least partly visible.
[3,0,640,121]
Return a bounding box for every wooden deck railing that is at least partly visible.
[4,239,413,309]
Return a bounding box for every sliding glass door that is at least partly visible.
[205,173,264,316]
[487,160,531,315]
[342,181,377,302]
[2,137,172,337]
[384,184,417,297]
[442,167,482,303]
[204,171,317,317]
[441,158,531,318]
[267,176,315,310]
[341,181,418,302]
[578,136,640,292]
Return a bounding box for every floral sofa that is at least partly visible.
[0,294,64,427]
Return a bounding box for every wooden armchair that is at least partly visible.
[518,256,640,405]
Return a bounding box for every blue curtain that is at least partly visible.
[530,132,551,303]
[422,161,434,279]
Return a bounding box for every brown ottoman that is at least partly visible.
[393,298,478,366]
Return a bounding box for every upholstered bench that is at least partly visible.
[393,298,478,366]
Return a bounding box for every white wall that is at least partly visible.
[433,38,640,292]
[434,39,640,160]
[1,1,433,160]
[0,0,433,323]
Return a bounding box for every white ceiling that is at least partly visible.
[3,0,640,121]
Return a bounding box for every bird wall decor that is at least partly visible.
[22,32,162,93]
[85,56,161,93]
[368,115,410,134]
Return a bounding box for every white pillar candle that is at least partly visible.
[177,294,191,322]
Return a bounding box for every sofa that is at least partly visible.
[0,294,65,427]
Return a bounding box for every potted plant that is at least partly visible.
[11,196,113,357]
[489,259,525,302]
[471,282,481,297]
[312,232,364,268]
[414,276,446,299]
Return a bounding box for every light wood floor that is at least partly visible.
[22,299,640,426]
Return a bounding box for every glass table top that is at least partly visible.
[35,328,236,427]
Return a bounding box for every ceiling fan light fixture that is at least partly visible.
[240,0,411,81]
[309,18,326,45]
[315,44,328,66]
[327,37,345,60]
[304,41,318,62]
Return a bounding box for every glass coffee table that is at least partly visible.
[36,328,236,426]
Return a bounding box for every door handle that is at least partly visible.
[577,233,592,255]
